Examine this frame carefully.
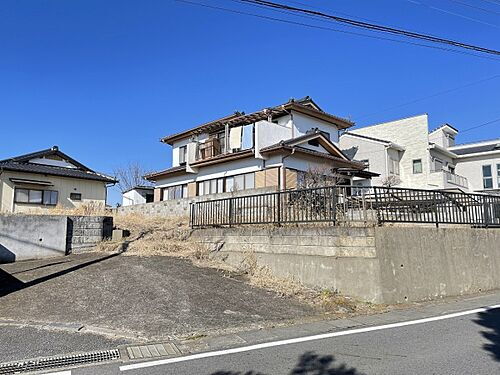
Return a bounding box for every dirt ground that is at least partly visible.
[0,253,317,341]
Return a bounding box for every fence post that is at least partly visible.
[374,187,381,226]
[189,202,194,228]
[228,198,233,228]
[277,192,282,226]
[434,191,440,228]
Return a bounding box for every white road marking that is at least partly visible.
[43,371,71,375]
[120,303,500,371]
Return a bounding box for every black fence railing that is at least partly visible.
[190,185,500,228]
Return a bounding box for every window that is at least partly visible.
[162,184,187,200]
[483,165,493,189]
[389,157,400,176]
[225,177,234,192]
[497,164,500,186]
[234,175,245,191]
[29,190,42,204]
[244,172,255,189]
[360,159,370,168]
[44,191,58,205]
[433,158,444,172]
[14,189,58,206]
[70,193,82,201]
[179,146,187,165]
[413,159,423,174]
[14,189,29,203]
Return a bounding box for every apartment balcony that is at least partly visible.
[430,169,468,189]
[444,171,468,189]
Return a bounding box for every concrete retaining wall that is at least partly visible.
[192,226,500,304]
[0,215,113,263]
[115,187,277,217]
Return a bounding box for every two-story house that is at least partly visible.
[339,114,499,194]
[145,97,373,201]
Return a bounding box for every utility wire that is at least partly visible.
[460,117,500,133]
[446,0,500,15]
[405,0,500,28]
[356,74,500,120]
[238,0,500,56]
[176,0,500,61]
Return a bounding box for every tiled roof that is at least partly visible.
[0,147,116,183]
[161,97,354,144]
[0,161,116,183]
[143,166,187,181]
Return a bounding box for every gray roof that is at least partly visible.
[0,146,116,183]
[341,132,391,144]
[452,142,500,156]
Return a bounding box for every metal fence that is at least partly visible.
[190,185,500,228]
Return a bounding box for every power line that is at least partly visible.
[446,0,500,15]
[176,0,500,61]
[356,74,500,120]
[460,117,500,133]
[405,0,500,28]
[238,0,500,56]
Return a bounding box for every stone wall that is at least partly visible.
[0,215,112,262]
[115,187,277,217]
[192,225,500,304]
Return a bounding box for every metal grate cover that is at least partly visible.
[0,349,120,374]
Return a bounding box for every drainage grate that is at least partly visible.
[0,349,120,375]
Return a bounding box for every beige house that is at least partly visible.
[0,146,116,213]
[143,97,376,202]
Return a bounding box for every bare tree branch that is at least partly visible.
[113,162,153,193]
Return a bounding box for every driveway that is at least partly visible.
[0,253,315,343]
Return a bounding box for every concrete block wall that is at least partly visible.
[67,216,113,253]
[115,186,277,217]
[192,225,500,304]
[0,215,113,262]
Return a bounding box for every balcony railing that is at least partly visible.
[196,138,223,161]
[444,171,468,188]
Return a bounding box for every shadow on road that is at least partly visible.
[0,253,121,298]
[474,307,500,361]
[211,351,364,375]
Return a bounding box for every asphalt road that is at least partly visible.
[46,304,500,375]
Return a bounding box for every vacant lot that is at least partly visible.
[0,253,316,341]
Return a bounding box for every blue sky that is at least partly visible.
[0,0,498,205]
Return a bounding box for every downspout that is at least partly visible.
[280,147,295,191]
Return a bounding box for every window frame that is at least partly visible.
[178,145,187,165]
[70,192,82,201]
[14,188,58,206]
[412,159,423,174]
[483,165,493,189]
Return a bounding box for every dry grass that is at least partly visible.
[17,201,109,216]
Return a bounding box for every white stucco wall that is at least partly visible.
[339,135,388,186]
[122,188,154,206]
[351,115,434,189]
[292,111,340,143]
[255,120,292,158]
[455,154,500,193]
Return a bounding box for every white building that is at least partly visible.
[144,97,375,201]
[122,186,155,206]
[339,114,500,194]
